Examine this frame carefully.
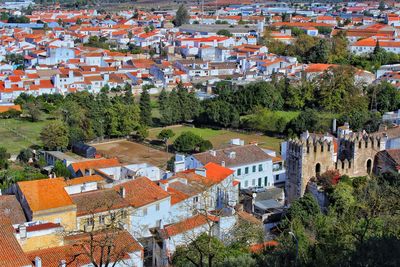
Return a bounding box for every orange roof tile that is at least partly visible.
[65,175,104,186]
[0,105,21,113]
[0,218,32,267]
[163,214,218,237]
[115,177,170,208]
[71,158,120,173]
[17,178,74,212]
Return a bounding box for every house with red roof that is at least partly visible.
[351,37,400,55]
[114,177,171,238]
[160,162,239,220]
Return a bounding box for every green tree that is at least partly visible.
[174,4,189,26]
[287,109,322,135]
[0,147,10,170]
[173,131,213,153]
[23,102,43,122]
[40,120,69,150]
[158,129,175,152]
[172,233,227,267]
[216,29,232,37]
[54,160,71,178]
[139,87,152,126]
[17,148,33,163]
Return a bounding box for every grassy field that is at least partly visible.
[148,125,283,152]
[0,119,49,155]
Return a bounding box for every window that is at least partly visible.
[265,176,268,185]
[143,207,148,216]
[258,164,263,172]
[193,196,199,203]
[245,167,249,174]
[275,175,279,181]
[251,165,256,172]
[120,210,127,219]
[244,180,248,187]
[86,217,94,227]
[99,215,106,225]
[258,178,262,186]
[156,203,160,211]
[252,179,255,186]
[237,168,241,176]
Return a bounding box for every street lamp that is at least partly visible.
[289,231,298,267]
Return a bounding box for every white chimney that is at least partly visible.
[119,187,126,198]
[19,225,27,239]
[209,150,216,156]
[195,168,207,177]
[221,161,225,167]
[60,260,66,267]
[228,151,236,159]
[35,256,42,267]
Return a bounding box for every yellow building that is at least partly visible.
[16,178,77,231]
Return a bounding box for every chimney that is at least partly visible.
[228,151,236,159]
[332,118,337,133]
[35,256,42,267]
[221,161,225,167]
[195,168,207,177]
[119,187,126,198]
[209,150,216,157]
[60,260,66,267]
[19,225,27,239]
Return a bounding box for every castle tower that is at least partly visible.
[285,133,336,203]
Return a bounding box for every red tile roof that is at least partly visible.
[115,177,170,208]
[0,104,21,113]
[17,178,74,212]
[0,218,32,267]
[163,214,218,237]
[26,230,142,267]
[71,158,120,173]
[249,241,278,253]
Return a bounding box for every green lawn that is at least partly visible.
[0,118,49,155]
[148,125,283,152]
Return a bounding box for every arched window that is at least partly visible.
[366,159,372,174]
[315,163,321,177]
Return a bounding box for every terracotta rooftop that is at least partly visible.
[0,195,26,225]
[0,218,32,267]
[17,178,74,212]
[65,175,104,186]
[193,144,272,167]
[71,158,120,173]
[71,189,130,216]
[27,230,142,267]
[115,177,170,208]
[162,214,218,238]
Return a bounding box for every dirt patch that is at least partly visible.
[93,140,172,169]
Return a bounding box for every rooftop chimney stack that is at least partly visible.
[119,187,126,198]
[35,257,42,267]
[19,225,27,239]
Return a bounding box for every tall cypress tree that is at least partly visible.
[139,87,152,126]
